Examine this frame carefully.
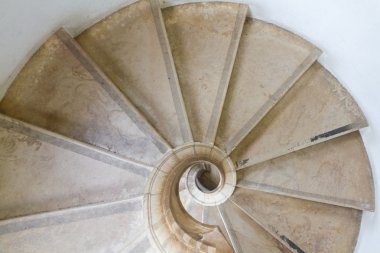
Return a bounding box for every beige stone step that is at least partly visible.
[237,131,375,211]
[216,18,321,153]
[217,204,244,253]
[0,114,150,220]
[0,197,147,253]
[231,62,367,168]
[203,206,233,249]
[0,113,153,173]
[220,200,291,253]
[56,28,171,154]
[231,188,362,253]
[0,29,166,165]
[162,2,248,143]
[77,0,192,147]
[0,1,375,252]
[179,189,205,222]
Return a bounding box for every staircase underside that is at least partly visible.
[0,1,375,253]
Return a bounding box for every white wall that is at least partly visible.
[0,0,379,252]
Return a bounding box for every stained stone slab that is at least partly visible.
[231,188,362,253]
[237,132,375,211]
[0,32,163,164]
[231,62,367,168]
[216,18,321,153]
[163,2,248,143]
[0,198,146,253]
[0,126,148,220]
[0,113,153,175]
[221,200,291,253]
[77,0,192,147]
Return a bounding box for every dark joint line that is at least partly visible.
[310,124,353,142]
[280,235,305,253]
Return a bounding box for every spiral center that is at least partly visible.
[195,163,221,193]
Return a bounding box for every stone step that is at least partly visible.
[231,62,367,169]
[231,188,362,253]
[77,0,192,147]
[0,28,166,164]
[216,18,321,154]
[162,2,248,144]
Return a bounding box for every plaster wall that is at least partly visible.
[0,0,379,252]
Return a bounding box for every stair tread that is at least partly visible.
[231,62,367,168]
[0,124,148,220]
[216,18,320,152]
[163,2,247,143]
[0,198,145,253]
[221,200,291,253]
[203,206,233,248]
[237,131,375,211]
[0,33,163,164]
[231,188,362,253]
[218,204,244,253]
[77,0,192,147]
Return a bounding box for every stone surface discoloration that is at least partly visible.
[77,0,192,147]
[0,1,374,252]
[238,132,375,211]
[0,197,143,235]
[0,198,147,253]
[57,28,171,154]
[204,4,248,144]
[222,200,291,253]
[231,188,362,253]
[0,33,163,164]
[231,62,367,168]
[163,2,247,143]
[0,113,153,177]
[216,18,321,154]
[0,126,148,220]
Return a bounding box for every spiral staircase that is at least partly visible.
[0,0,375,252]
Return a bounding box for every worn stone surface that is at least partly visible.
[0,126,148,220]
[203,206,231,244]
[0,33,163,164]
[231,62,367,168]
[77,0,192,147]
[163,2,247,143]
[0,198,147,253]
[216,18,320,153]
[238,131,375,211]
[0,1,374,253]
[221,200,291,253]
[231,188,362,253]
